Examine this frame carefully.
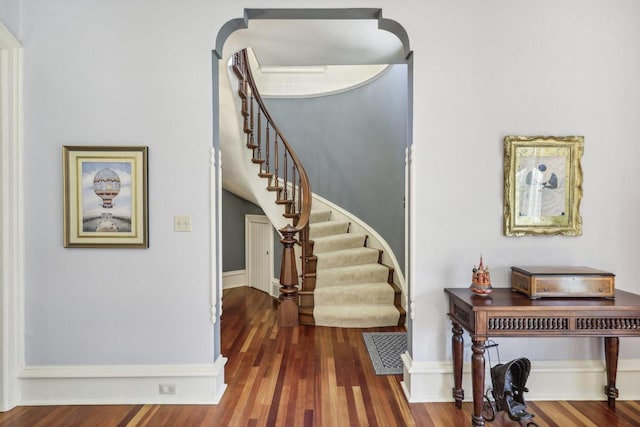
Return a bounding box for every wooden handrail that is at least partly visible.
[232,48,312,326]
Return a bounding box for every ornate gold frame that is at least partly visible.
[503,135,583,236]
[63,146,149,248]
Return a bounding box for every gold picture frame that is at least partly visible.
[503,135,583,236]
[63,146,149,248]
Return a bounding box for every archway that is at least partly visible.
[211,8,414,374]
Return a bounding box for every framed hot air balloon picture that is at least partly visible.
[63,146,149,248]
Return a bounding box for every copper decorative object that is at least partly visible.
[470,255,493,296]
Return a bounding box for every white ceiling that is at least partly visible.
[223,19,407,66]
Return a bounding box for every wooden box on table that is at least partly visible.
[511,266,615,299]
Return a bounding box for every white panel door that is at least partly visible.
[245,215,273,294]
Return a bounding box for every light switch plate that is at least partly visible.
[174,215,192,232]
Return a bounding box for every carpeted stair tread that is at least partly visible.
[309,210,332,224]
[312,233,367,253]
[314,282,395,305]
[315,247,380,269]
[303,207,402,328]
[314,304,400,328]
[316,263,390,287]
[309,220,350,239]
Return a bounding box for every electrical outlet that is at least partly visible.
[174,215,192,232]
[159,384,176,394]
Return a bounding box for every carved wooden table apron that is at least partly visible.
[445,288,640,427]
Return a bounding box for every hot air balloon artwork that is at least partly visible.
[81,161,132,233]
[63,146,148,248]
[93,168,121,208]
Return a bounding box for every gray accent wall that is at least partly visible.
[222,189,266,272]
[263,65,408,269]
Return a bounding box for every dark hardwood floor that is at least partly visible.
[0,286,638,426]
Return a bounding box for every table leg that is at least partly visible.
[604,336,619,408]
[471,338,486,427]
[452,321,464,408]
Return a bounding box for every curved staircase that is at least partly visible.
[306,208,405,327]
[230,48,405,328]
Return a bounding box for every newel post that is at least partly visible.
[278,225,299,326]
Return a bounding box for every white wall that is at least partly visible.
[410,0,640,362]
[0,0,19,36]
[20,0,222,365]
[9,0,640,404]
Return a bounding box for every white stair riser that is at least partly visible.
[314,305,400,328]
[316,248,380,269]
[309,210,332,223]
[309,221,350,239]
[316,265,389,287]
[313,234,366,253]
[315,283,395,305]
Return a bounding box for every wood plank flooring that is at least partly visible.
[0,286,638,426]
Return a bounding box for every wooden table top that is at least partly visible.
[445,287,640,311]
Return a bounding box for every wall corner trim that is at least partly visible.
[0,21,24,413]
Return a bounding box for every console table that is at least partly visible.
[445,287,640,427]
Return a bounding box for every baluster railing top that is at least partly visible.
[234,48,311,233]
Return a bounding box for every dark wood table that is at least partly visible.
[445,287,640,426]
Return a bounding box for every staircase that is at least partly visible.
[301,208,405,327]
[230,48,405,328]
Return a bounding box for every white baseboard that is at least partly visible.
[401,353,640,403]
[18,356,227,406]
[223,272,280,298]
[222,270,245,289]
